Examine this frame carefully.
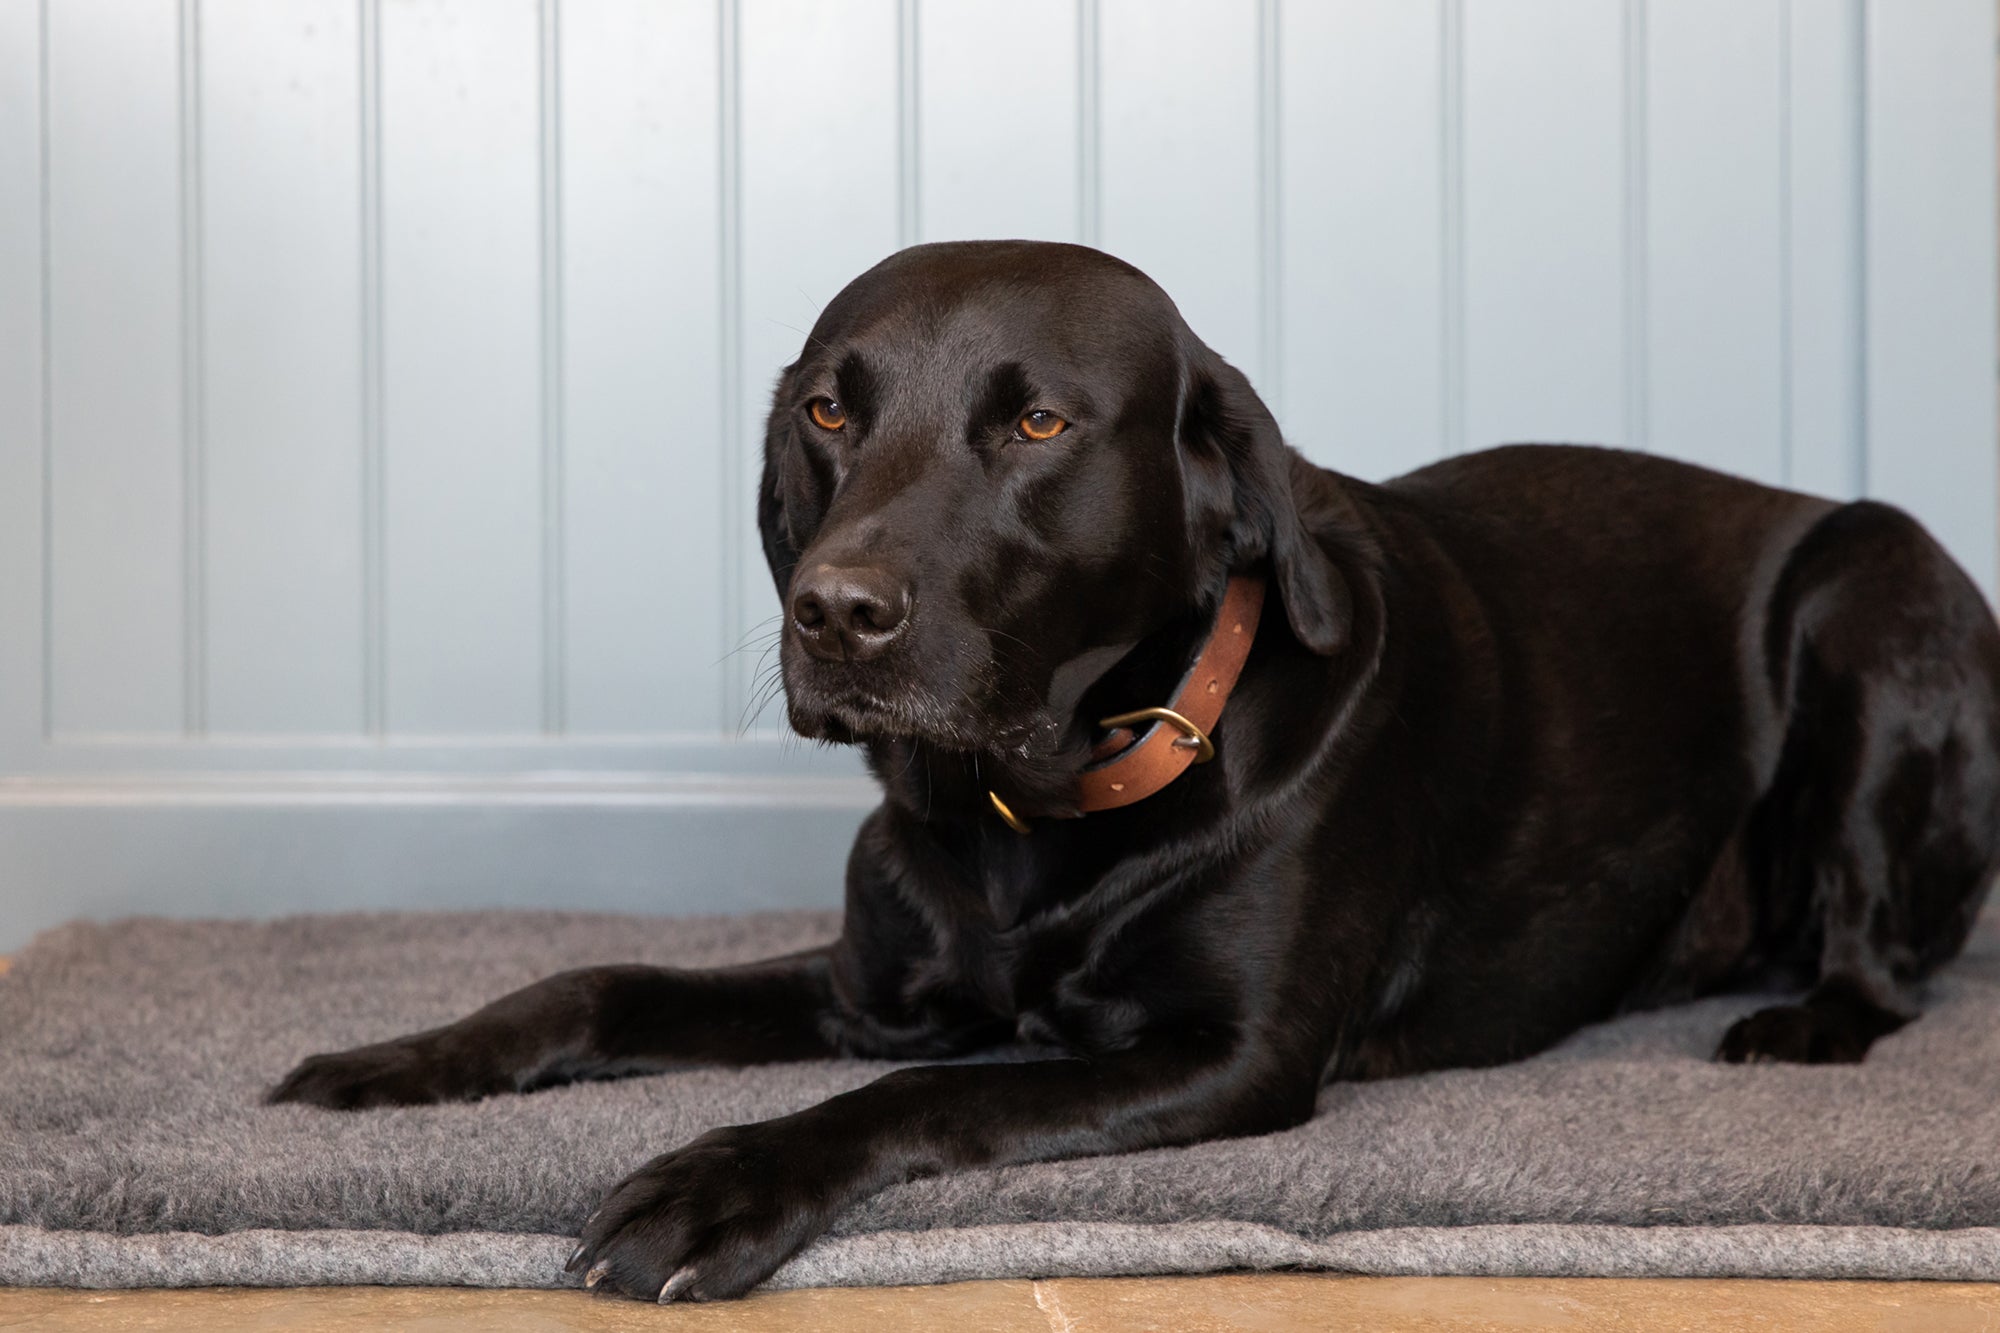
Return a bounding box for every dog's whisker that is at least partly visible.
[790,283,827,317]
[738,680,788,735]
[742,662,791,726]
[966,621,1035,655]
[768,316,833,357]
[716,633,783,665]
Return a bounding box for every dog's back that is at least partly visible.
[1338,443,2000,1065]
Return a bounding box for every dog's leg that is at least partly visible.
[566,1034,1312,1302]
[1718,502,2000,1065]
[266,950,839,1108]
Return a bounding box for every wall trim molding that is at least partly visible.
[0,733,871,779]
[0,770,879,809]
[0,790,865,952]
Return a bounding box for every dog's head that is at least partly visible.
[759,241,1351,768]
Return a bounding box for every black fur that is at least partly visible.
[270,241,2000,1302]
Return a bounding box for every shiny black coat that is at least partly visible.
[272,242,2000,1302]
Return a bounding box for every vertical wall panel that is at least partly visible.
[1098,0,1263,384]
[1461,0,1627,450]
[4,0,1998,942]
[1786,0,1864,500]
[5,0,1996,759]
[0,0,44,763]
[1864,0,1998,601]
[379,0,545,731]
[918,0,1080,244]
[560,0,722,734]
[200,0,366,733]
[1279,0,1443,479]
[44,0,186,735]
[1644,0,1784,484]
[736,0,901,728]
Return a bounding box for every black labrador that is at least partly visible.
[271,241,2000,1302]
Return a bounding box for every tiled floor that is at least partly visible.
[3,1278,1999,1332]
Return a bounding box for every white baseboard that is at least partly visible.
[0,775,877,952]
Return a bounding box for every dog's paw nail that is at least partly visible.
[584,1261,611,1289]
[565,1243,588,1272]
[658,1267,697,1304]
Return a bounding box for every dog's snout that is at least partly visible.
[790,565,911,662]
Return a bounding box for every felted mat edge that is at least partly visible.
[9,1221,2000,1290]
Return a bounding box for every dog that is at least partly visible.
[270,240,2000,1303]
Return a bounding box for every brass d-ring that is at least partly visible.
[988,790,1031,834]
[1097,707,1216,763]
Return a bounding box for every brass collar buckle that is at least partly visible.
[987,790,1031,835]
[1095,706,1216,763]
[986,706,1216,837]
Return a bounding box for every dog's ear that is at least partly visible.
[756,380,827,604]
[1177,352,1350,655]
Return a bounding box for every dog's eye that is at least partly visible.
[1018,410,1068,441]
[808,398,847,431]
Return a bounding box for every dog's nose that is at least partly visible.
[790,565,911,662]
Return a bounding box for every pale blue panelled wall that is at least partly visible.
[0,0,1993,949]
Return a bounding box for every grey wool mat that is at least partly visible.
[7,906,2000,1291]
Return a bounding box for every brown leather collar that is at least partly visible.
[987,577,1266,832]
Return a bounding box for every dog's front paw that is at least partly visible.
[567,1124,856,1302]
[265,1033,502,1109]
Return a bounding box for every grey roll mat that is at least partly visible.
[6,904,2000,1291]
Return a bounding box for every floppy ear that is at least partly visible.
[756,386,827,605]
[1178,352,1351,655]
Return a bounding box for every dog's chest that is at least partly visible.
[927,828,1189,1054]
[936,906,1155,1055]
